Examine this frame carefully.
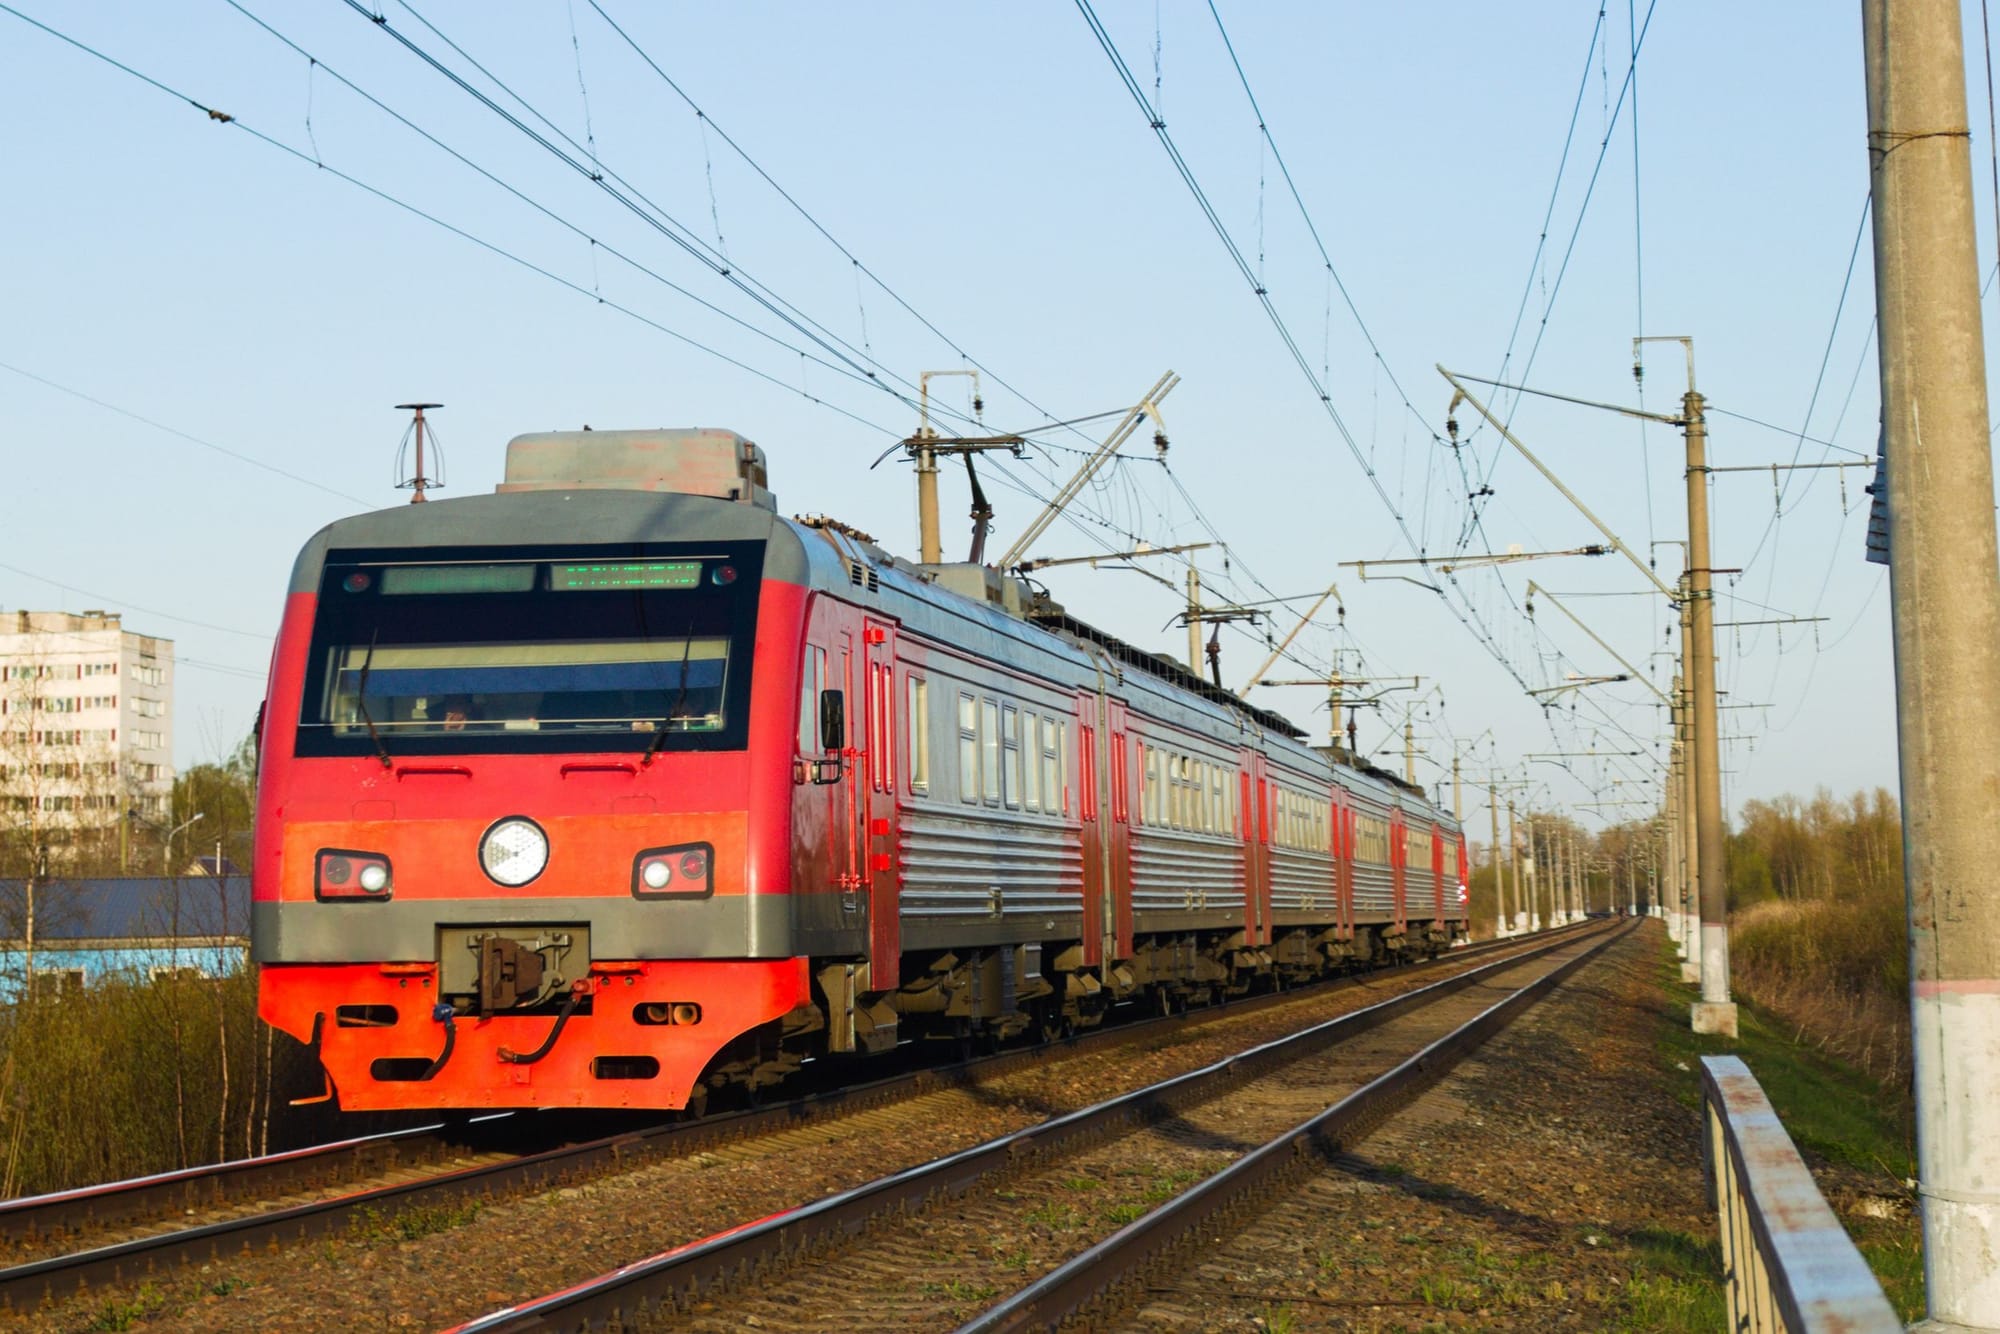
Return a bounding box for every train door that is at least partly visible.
[862,618,901,979]
[1389,806,1407,936]
[1431,822,1446,925]
[1332,787,1353,941]
[1239,750,1262,944]
[829,628,860,914]
[1076,689,1104,968]
[1104,699,1134,961]
[1245,754,1271,947]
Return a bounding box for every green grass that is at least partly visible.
[1024,1199,1082,1231]
[349,1198,486,1244]
[85,1283,170,1332]
[1654,956,1914,1181]
[1627,943,1923,1328]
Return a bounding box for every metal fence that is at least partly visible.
[1699,1054,1902,1332]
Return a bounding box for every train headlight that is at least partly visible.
[480,817,549,887]
[316,850,392,901]
[632,843,714,899]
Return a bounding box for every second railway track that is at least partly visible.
[0,925,1593,1320]
[449,919,1631,1333]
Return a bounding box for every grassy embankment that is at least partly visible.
[1612,942,1921,1331]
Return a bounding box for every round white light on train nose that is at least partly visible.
[641,859,672,890]
[358,863,390,893]
[480,817,549,887]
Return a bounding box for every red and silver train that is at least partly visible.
[252,430,1467,1112]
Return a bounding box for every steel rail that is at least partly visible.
[0,923,1588,1314]
[445,920,1622,1333]
[0,1120,479,1244]
[959,920,1637,1332]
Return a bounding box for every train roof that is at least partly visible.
[283,429,1443,817]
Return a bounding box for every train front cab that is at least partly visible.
[252,498,817,1112]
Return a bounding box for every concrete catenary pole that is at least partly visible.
[1522,813,1539,931]
[1489,780,1504,939]
[1546,820,1557,927]
[1862,1,2000,1322]
[1677,667,1702,986]
[1505,801,1519,933]
[1662,744,1680,940]
[1571,829,1584,920]
[1551,826,1566,926]
[1663,739,1679,944]
[1680,372,1737,1037]
[1185,567,1203,674]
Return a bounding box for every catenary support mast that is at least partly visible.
[1862,0,2000,1324]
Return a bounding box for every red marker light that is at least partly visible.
[323,856,353,886]
[710,565,737,586]
[342,572,372,593]
[679,849,708,880]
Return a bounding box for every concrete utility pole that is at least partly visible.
[1488,781,1502,939]
[1442,357,1732,1029]
[1544,820,1558,926]
[1521,813,1539,931]
[1862,1,2000,1322]
[1403,715,1416,785]
[1506,801,1520,933]
[1186,567,1203,673]
[1676,666,1701,985]
[904,371,1023,566]
[1570,832,1583,916]
[1667,348,1736,1037]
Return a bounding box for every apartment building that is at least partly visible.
[0,610,174,827]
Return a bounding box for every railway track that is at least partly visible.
[0,924,1584,1320]
[445,919,1630,1333]
[0,923,1593,1319]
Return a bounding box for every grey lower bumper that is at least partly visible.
[252,895,796,964]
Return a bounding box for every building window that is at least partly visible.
[150,965,208,983]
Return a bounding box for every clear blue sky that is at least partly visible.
[0,2,1968,830]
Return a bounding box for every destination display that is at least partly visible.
[550,560,704,592]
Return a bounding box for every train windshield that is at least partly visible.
[295,544,762,757]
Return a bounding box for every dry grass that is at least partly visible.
[0,970,337,1197]
[1730,895,1912,1089]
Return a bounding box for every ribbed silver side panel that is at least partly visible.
[1130,830,1245,913]
[898,809,1084,924]
[1353,862,1395,915]
[1269,847,1335,912]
